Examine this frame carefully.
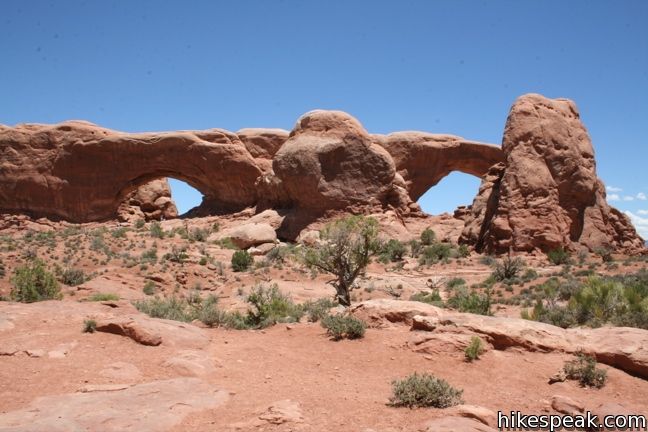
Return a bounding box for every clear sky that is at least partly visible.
[1,1,647,236]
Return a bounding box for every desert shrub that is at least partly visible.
[419,243,453,265]
[0,259,5,278]
[456,244,470,258]
[134,296,194,322]
[111,227,128,238]
[563,353,607,388]
[303,216,378,306]
[302,298,337,322]
[88,292,119,301]
[321,314,366,340]
[140,248,158,264]
[408,239,422,257]
[83,319,97,333]
[266,245,293,263]
[149,221,165,239]
[492,256,524,282]
[231,250,253,272]
[134,219,145,229]
[379,239,407,263]
[593,247,613,263]
[389,373,463,408]
[61,268,86,286]
[464,336,484,362]
[164,245,188,264]
[420,228,436,246]
[134,294,223,326]
[520,268,539,283]
[143,280,156,295]
[410,289,443,307]
[446,277,466,290]
[216,237,238,250]
[194,295,228,327]
[547,248,571,265]
[479,255,496,266]
[446,288,491,315]
[10,259,62,303]
[245,284,303,328]
[189,227,209,242]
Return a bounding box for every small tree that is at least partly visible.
[303,216,379,307]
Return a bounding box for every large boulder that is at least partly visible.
[272,110,401,213]
[460,94,644,253]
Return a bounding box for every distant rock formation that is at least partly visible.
[118,179,178,222]
[460,94,644,254]
[0,93,643,253]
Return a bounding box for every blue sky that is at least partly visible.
[1,1,647,236]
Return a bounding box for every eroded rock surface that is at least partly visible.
[1,94,643,253]
[460,94,644,253]
[0,378,229,432]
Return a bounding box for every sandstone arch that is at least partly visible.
[374,132,505,202]
[0,121,262,222]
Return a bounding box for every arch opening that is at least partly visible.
[416,171,481,216]
[117,173,211,222]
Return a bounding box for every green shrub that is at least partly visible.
[88,292,119,301]
[408,239,422,257]
[111,227,128,238]
[231,250,253,272]
[389,373,463,408]
[61,268,86,286]
[410,289,443,307]
[164,246,188,264]
[420,228,436,246]
[266,245,292,263]
[216,237,238,250]
[321,314,366,340]
[83,319,97,333]
[563,353,607,388]
[135,219,145,229]
[149,221,165,239]
[189,227,209,242]
[134,296,194,322]
[245,284,303,328]
[464,336,484,362]
[446,277,466,290]
[419,243,453,265]
[302,298,337,322]
[379,239,407,263]
[456,244,470,258]
[140,248,158,264]
[547,248,571,265]
[143,280,156,296]
[492,256,524,282]
[10,259,62,303]
[447,288,491,315]
[594,247,613,263]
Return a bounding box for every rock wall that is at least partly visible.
[0,94,643,253]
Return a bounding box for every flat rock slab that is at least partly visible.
[0,378,229,432]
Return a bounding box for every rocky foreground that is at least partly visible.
[1,299,647,432]
[0,213,647,431]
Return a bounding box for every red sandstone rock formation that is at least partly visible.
[0,94,643,253]
[118,179,178,222]
[460,94,644,253]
